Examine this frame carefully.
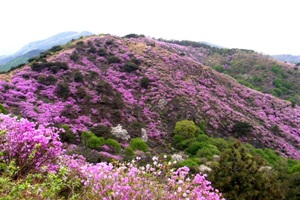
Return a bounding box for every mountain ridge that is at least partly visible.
[0,34,299,159]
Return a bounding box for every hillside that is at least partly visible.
[0,34,299,160]
[161,39,300,105]
[0,31,93,72]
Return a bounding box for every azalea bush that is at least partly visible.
[0,114,62,177]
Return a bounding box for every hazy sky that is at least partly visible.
[0,0,299,55]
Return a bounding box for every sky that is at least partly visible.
[0,0,299,55]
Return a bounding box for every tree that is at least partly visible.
[174,120,197,138]
[208,141,284,200]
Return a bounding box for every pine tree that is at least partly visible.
[208,141,284,200]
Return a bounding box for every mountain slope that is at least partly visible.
[0,35,299,159]
[0,31,93,72]
[160,39,300,105]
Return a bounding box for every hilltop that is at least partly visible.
[0,34,299,160]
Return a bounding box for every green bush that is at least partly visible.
[140,77,150,89]
[196,134,209,142]
[59,125,77,144]
[70,52,80,62]
[213,65,225,73]
[173,134,185,144]
[0,103,8,114]
[105,138,121,153]
[232,121,253,137]
[124,147,135,161]
[196,145,220,159]
[176,138,195,150]
[290,164,300,174]
[123,61,139,72]
[87,136,105,150]
[107,55,121,64]
[81,131,94,146]
[185,141,203,155]
[55,82,70,99]
[207,137,229,151]
[129,138,149,152]
[174,120,197,138]
[37,75,57,86]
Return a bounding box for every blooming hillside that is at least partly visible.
[0,34,299,159]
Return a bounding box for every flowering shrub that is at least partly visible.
[111,124,130,140]
[0,114,62,177]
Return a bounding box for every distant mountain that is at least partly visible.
[272,54,300,64]
[0,31,93,72]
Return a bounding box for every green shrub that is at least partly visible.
[185,141,203,155]
[124,147,135,161]
[97,49,107,56]
[90,125,111,138]
[196,145,220,159]
[105,138,121,153]
[196,134,209,142]
[107,55,121,64]
[55,82,70,99]
[173,134,185,144]
[123,61,139,72]
[59,125,77,144]
[232,121,253,137]
[290,163,300,174]
[48,45,63,53]
[177,138,195,150]
[140,77,150,89]
[0,103,8,114]
[174,120,197,138]
[81,131,94,146]
[37,75,57,86]
[207,137,229,151]
[213,65,225,73]
[87,136,105,150]
[129,138,149,152]
[70,52,80,62]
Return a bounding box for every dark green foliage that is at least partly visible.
[290,164,300,174]
[107,55,121,64]
[0,103,7,114]
[81,131,105,150]
[196,134,209,142]
[105,40,114,45]
[96,79,113,94]
[124,147,135,161]
[174,120,197,138]
[88,46,96,54]
[97,49,107,56]
[140,77,150,89]
[89,125,111,138]
[31,62,68,73]
[123,34,145,38]
[196,145,220,159]
[55,82,70,99]
[232,121,253,137]
[37,75,57,86]
[123,61,139,72]
[129,138,149,152]
[173,134,185,144]
[209,141,284,200]
[185,141,202,155]
[270,65,282,75]
[48,45,63,53]
[73,71,83,82]
[59,125,77,144]
[70,52,80,62]
[286,173,300,200]
[176,138,195,150]
[270,125,281,136]
[75,88,88,99]
[213,65,225,73]
[105,138,121,153]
